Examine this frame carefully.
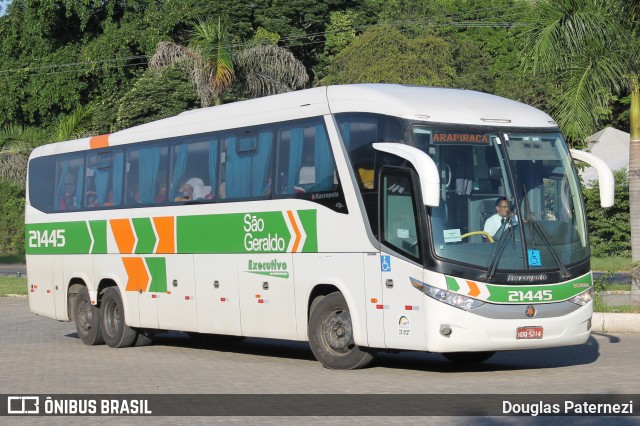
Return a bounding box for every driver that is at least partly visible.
[483,196,517,237]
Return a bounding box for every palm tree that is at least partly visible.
[0,125,46,184]
[520,0,640,302]
[150,18,308,107]
[0,106,93,185]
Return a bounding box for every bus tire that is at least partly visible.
[74,286,104,345]
[101,287,138,348]
[308,292,375,370]
[442,351,495,364]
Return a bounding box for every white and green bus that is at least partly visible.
[26,84,614,369]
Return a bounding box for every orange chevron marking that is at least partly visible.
[153,216,175,254]
[466,280,481,297]
[123,257,149,292]
[89,134,110,149]
[287,210,301,253]
[110,219,136,254]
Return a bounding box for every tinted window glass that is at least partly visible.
[125,145,169,206]
[54,154,85,211]
[85,150,124,208]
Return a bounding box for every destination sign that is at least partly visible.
[432,132,490,144]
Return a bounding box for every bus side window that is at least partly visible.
[276,122,336,195]
[223,131,273,199]
[85,151,124,208]
[126,146,168,205]
[54,155,84,211]
[171,140,216,202]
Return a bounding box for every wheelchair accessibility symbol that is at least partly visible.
[528,249,542,267]
[381,255,391,272]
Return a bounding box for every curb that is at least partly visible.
[592,312,640,334]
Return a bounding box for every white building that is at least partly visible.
[579,127,630,185]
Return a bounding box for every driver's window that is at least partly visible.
[381,170,422,261]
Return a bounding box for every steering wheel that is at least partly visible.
[460,231,494,243]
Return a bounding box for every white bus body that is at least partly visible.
[25,84,613,369]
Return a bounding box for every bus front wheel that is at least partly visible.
[101,287,138,348]
[308,292,375,370]
[74,286,104,345]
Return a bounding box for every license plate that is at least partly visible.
[516,326,543,339]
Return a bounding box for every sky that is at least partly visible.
[0,1,10,16]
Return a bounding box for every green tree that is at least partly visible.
[319,0,554,108]
[115,66,199,130]
[252,0,367,78]
[0,0,146,128]
[0,180,25,255]
[583,169,630,257]
[313,8,375,81]
[150,18,308,106]
[0,104,93,186]
[319,25,455,85]
[520,0,640,301]
[0,125,46,184]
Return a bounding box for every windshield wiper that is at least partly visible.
[521,185,570,279]
[528,219,570,279]
[482,218,515,281]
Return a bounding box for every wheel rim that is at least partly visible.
[321,308,354,355]
[76,298,93,335]
[104,300,120,337]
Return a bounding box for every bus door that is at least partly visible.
[238,253,297,340]
[379,168,428,350]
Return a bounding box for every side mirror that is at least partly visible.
[372,143,441,207]
[570,149,614,208]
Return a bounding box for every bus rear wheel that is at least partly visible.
[101,287,138,348]
[308,292,375,370]
[74,286,104,345]
[442,351,496,364]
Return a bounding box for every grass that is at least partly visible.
[0,276,27,296]
[591,256,633,272]
[594,305,640,313]
[600,283,632,291]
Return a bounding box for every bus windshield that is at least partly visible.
[413,127,588,273]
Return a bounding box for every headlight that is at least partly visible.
[411,278,484,311]
[568,287,593,306]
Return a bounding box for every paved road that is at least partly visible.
[1,297,639,425]
[0,264,25,277]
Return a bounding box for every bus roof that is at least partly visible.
[30,84,557,157]
[326,84,556,128]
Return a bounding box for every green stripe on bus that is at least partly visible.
[446,276,460,292]
[89,220,107,254]
[176,210,317,254]
[298,210,317,252]
[484,274,592,303]
[25,222,92,254]
[146,257,167,293]
[132,218,156,254]
[26,209,318,255]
